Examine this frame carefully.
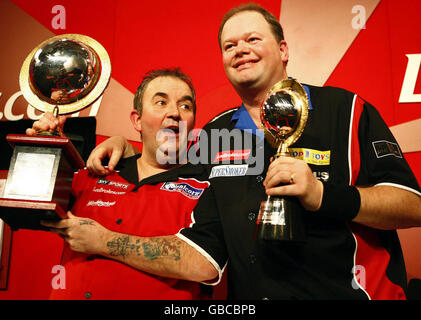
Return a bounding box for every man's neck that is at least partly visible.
[136,155,179,181]
[236,75,288,128]
[238,89,270,129]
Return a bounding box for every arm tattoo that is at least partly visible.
[79,220,95,226]
[107,236,141,259]
[142,238,181,261]
[106,236,181,261]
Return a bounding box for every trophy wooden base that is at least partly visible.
[0,134,81,231]
[0,198,68,231]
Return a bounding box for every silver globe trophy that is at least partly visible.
[256,79,309,242]
[0,34,111,230]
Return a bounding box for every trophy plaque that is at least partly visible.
[256,79,309,242]
[0,34,111,230]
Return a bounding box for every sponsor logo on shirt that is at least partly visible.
[289,148,331,166]
[372,140,402,159]
[87,200,116,207]
[208,164,248,179]
[161,182,205,199]
[97,178,129,189]
[313,171,330,182]
[93,187,126,195]
[213,149,251,163]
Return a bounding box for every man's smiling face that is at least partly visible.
[220,10,288,94]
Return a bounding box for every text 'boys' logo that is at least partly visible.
[209,164,248,179]
[289,148,331,166]
[161,182,205,199]
[97,178,129,189]
[213,149,251,163]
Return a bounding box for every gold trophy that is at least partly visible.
[0,34,111,230]
[256,79,309,242]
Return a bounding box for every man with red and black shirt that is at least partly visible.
[30,68,218,299]
[178,84,421,299]
[82,4,421,299]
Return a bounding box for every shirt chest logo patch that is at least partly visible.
[161,182,205,199]
[208,164,248,178]
[97,178,129,190]
[372,140,402,159]
[289,148,331,166]
[213,149,251,163]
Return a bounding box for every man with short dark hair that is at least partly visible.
[29,68,218,299]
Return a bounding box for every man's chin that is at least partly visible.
[229,72,260,87]
[156,148,187,166]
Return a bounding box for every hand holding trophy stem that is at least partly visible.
[35,106,61,137]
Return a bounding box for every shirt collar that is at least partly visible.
[230,83,313,134]
[231,104,264,139]
[116,154,141,184]
[116,154,204,191]
[303,84,313,110]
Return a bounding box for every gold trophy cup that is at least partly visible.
[0,34,111,230]
[256,78,309,242]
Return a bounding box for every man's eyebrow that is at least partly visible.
[152,92,169,99]
[178,95,193,103]
[223,32,259,45]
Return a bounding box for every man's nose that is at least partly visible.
[235,40,251,56]
[167,103,180,119]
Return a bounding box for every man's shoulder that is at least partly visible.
[202,107,240,130]
[304,84,358,110]
[305,83,355,98]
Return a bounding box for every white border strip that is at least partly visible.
[175,232,226,286]
[374,182,421,197]
[348,94,357,185]
[178,177,210,187]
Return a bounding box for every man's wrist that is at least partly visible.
[100,229,117,257]
[316,182,361,221]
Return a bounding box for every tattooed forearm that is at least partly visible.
[106,236,141,259]
[142,238,181,261]
[103,235,214,281]
[106,236,181,261]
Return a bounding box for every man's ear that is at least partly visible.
[279,40,289,64]
[130,110,142,141]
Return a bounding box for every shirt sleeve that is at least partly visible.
[356,99,421,195]
[176,182,228,285]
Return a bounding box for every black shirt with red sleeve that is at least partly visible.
[179,85,421,300]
